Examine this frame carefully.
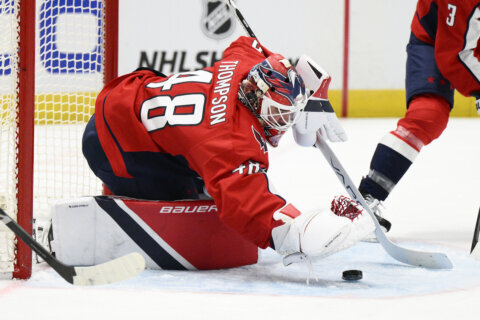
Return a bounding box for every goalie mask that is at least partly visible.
[239,54,308,147]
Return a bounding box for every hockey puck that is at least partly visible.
[342,269,362,281]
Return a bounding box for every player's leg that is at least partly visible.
[358,33,453,230]
[82,114,202,201]
[359,94,450,201]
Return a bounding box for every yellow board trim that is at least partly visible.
[329,89,479,118]
[1,93,97,124]
[2,90,478,124]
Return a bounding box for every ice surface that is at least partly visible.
[1,118,479,320]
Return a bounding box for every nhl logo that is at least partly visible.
[201,0,236,40]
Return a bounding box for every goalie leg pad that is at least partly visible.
[51,197,258,270]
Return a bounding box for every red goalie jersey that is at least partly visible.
[94,37,295,248]
[412,0,480,97]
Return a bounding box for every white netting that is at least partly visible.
[34,0,105,218]
[0,0,105,276]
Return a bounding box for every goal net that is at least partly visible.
[0,0,116,279]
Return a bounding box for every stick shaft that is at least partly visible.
[226,0,257,38]
[314,134,452,269]
[0,208,76,282]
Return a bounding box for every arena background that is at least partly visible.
[1,0,476,118]
[118,0,477,117]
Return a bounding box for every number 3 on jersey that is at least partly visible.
[141,71,212,132]
[446,4,457,26]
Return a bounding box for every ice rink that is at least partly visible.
[1,118,480,320]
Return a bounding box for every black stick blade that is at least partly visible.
[0,208,145,285]
[471,207,480,256]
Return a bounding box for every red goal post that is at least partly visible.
[0,0,118,279]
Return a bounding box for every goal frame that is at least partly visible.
[12,0,118,279]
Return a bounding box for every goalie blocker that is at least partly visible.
[51,196,258,270]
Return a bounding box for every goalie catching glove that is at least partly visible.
[292,55,347,146]
[271,196,375,262]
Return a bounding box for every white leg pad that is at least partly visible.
[51,197,143,266]
[50,196,259,270]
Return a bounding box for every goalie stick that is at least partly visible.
[0,207,146,285]
[226,0,256,38]
[315,134,453,269]
[227,0,452,269]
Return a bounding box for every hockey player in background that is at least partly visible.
[82,36,374,266]
[358,0,480,231]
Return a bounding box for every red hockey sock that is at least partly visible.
[397,94,450,146]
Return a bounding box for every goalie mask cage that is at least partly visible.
[0,0,118,279]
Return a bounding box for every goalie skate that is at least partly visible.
[33,217,54,263]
